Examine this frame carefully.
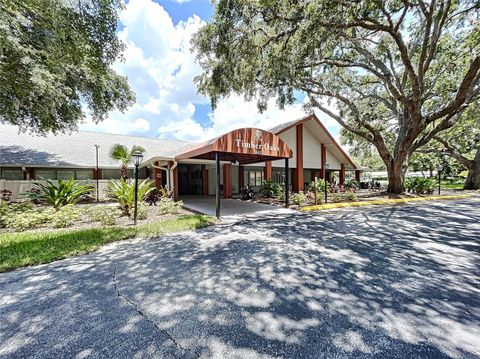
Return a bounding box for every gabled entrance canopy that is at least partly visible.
[176,128,293,218]
[175,128,293,164]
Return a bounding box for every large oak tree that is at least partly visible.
[193,0,480,193]
[0,0,134,134]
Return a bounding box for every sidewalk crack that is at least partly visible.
[112,267,201,358]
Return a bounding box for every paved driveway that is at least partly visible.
[1,198,479,358]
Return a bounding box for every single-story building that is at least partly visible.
[1,114,360,203]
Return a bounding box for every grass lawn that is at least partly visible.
[0,214,212,272]
[440,182,465,189]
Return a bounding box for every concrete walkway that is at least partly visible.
[180,196,293,219]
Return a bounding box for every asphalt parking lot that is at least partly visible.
[1,198,479,358]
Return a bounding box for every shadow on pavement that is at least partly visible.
[1,199,479,358]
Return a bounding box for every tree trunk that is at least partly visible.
[387,169,404,193]
[121,165,128,180]
[464,148,480,190]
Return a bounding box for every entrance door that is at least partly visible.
[178,164,203,195]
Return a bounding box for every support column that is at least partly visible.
[215,153,220,218]
[320,143,326,180]
[285,158,289,207]
[355,170,361,182]
[294,124,304,192]
[340,164,346,186]
[239,165,245,189]
[264,161,272,181]
[202,165,209,196]
[223,163,232,198]
[154,161,162,189]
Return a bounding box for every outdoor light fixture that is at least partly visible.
[324,163,329,203]
[132,150,144,225]
[437,164,443,195]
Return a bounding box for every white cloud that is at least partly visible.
[80,0,341,144]
[158,95,340,143]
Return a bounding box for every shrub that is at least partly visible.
[261,180,282,198]
[158,198,183,214]
[332,191,357,203]
[0,200,8,227]
[136,204,148,220]
[4,209,53,231]
[344,179,359,191]
[308,179,326,193]
[290,192,307,205]
[1,190,12,202]
[9,201,33,213]
[108,179,154,216]
[23,179,94,210]
[306,190,324,204]
[405,177,435,194]
[51,205,79,228]
[87,206,121,226]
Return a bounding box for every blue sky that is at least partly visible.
[81,0,339,142]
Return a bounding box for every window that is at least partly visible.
[248,171,263,186]
[35,170,56,180]
[76,170,92,180]
[101,169,121,179]
[1,169,23,180]
[57,170,75,180]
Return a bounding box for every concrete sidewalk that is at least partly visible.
[181,196,294,219]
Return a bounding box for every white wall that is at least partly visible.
[303,126,322,169]
[325,150,341,169]
[271,127,297,168]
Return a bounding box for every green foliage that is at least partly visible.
[9,201,34,213]
[4,208,54,231]
[290,192,307,205]
[0,0,134,134]
[23,179,93,210]
[194,1,479,193]
[261,180,282,198]
[332,191,358,203]
[405,177,436,194]
[0,215,213,272]
[87,206,121,226]
[108,179,154,216]
[0,200,8,227]
[308,179,326,193]
[50,205,79,228]
[158,198,183,214]
[136,204,148,220]
[344,179,359,191]
[109,144,146,178]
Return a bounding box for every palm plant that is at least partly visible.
[108,178,154,216]
[23,179,94,210]
[109,144,145,179]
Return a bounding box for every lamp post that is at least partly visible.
[437,165,443,195]
[94,145,100,202]
[314,176,318,206]
[324,163,329,203]
[132,150,144,225]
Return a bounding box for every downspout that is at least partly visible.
[150,162,170,188]
[169,161,178,192]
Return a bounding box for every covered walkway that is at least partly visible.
[181,196,293,218]
[176,127,293,218]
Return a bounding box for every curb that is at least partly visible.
[301,194,477,212]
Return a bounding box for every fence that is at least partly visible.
[0,179,111,201]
